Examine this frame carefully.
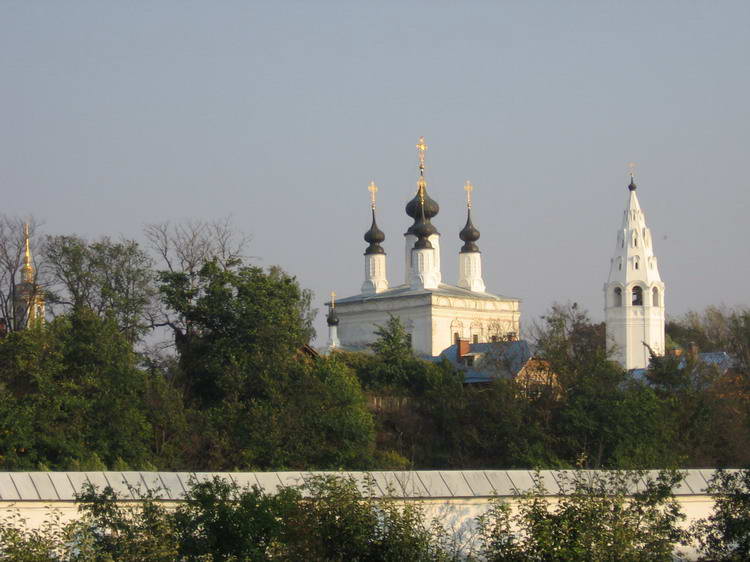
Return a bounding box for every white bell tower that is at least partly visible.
[605,174,665,370]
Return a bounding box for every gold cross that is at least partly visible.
[628,162,636,180]
[416,136,427,170]
[330,291,336,308]
[464,180,474,209]
[368,181,378,209]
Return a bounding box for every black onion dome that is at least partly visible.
[326,306,339,327]
[406,189,440,236]
[628,177,637,191]
[412,210,436,249]
[364,209,385,255]
[459,209,480,253]
[405,190,439,220]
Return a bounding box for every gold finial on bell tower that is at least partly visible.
[330,290,336,309]
[416,137,429,202]
[464,181,474,209]
[416,136,427,172]
[368,181,378,210]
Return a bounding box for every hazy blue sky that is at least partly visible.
[2,1,748,342]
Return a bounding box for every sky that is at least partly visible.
[2,1,749,343]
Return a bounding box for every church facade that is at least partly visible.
[327,138,520,358]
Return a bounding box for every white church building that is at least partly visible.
[326,138,666,371]
[326,138,520,358]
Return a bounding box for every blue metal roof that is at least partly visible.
[439,340,532,383]
[630,351,736,383]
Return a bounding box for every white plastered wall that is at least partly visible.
[336,293,520,357]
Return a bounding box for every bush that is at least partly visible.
[693,469,750,561]
[476,469,688,561]
[0,471,698,561]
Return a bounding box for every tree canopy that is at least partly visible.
[0,217,749,473]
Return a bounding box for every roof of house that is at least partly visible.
[630,351,736,381]
[439,340,533,383]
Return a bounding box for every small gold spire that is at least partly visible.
[417,175,427,202]
[368,181,378,210]
[416,136,427,172]
[464,181,474,209]
[22,223,34,284]
[628,162,636,181]
[330,290,336,308]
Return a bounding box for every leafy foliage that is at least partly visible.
[693,469,750,561]
[2,216,750,475]
[0,309,152,470]
[0,471,715,561]
[475,470,688,561]
[44,235,155,342]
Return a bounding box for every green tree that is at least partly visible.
[44,235,155,342]
[73,483,178,561]
[173,477,288,561]
[278,475,444,562]
[202,357,376,470]
[533,303,675,468]
[476,470,688,561]
[158,260,313,406]
[356,315,461,396]
[666,306,750,372]
[0,309,153,470]
[158,259,375,470]
[693,469,750,560]
[370,314,413,361]
[422,377,558,469]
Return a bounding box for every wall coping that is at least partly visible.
[0,469,731,502]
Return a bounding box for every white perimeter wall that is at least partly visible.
[0,470,725,560]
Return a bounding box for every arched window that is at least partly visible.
[613,287,622,307]
[470,321,482,344]
[652,287,659,307]
[632,286,643,306]
[450,320,464,343]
